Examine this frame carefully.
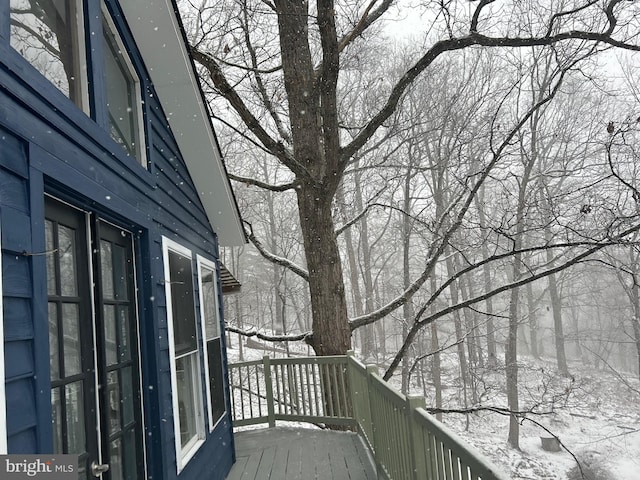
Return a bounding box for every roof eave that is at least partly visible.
[119,0,246,247]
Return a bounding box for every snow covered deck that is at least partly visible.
[226,427,376,480]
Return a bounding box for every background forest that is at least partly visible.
[178,1,640,477]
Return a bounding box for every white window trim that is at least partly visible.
[101,4,147,167]
[0,216,7,454]
[196,255,226,433]
[73,0,91,114]
[162,237,205,473]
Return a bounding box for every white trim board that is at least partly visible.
[0,215,7,454]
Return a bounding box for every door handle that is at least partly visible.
[90,461,110,477]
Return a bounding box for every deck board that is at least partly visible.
[226,427,377,480]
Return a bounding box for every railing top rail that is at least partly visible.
[228,359,264,368]
[229,355,349,369]
[268,355,348,365]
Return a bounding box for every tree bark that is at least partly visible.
[297,185,351,354]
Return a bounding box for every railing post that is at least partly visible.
[346,351,357,425]
[365,364,384,479]
[263,355,276,428]
[407,395,427,480]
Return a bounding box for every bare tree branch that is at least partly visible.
[226,324,310,342]
[191,47,311,176]
[351,64,572,331]
[229,172,298,192]
[244,221,309,281]
[337,0,394,53]
[341,17,640,163]
[240,0,291,144]
[383,218,640,380]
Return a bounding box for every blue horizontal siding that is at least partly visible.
[0,2,234,477]
[2,297,33,341]
[0,206,31,253]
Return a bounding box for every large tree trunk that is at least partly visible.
[276,0,351,356]
[297,186,352,355]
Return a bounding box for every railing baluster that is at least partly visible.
[301,362,309,417]
[238,365,245,421]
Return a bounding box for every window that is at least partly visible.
[102,6,146,166]
[10,0,89,111]
[197,256,227,431]
[162,238,205,471]
[9,2,147,165]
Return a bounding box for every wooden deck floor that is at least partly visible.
[226,427,377,480]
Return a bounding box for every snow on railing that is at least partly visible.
[228,353,509,480]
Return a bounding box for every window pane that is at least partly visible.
[49,302,60,380]
[58,225,78,297]
[118,306,131,362]
[10,0,86,107]
[110,438,123,480]
[102,17,141,160]
[104,305,117,365]
[100,240,114,300]
[51,387,62,453]
[200,265,219,340]
[207,339,226,426]
[62,303,81,376]
[122,429,137,480]
[168,251,197,356]
[176,354,198,449]
[107,371,120,434]
[65,381,86,454]
[121,366,134,427]
[113,243,128,300]
[46,220,56,295]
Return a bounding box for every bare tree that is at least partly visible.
[181,0,640,360]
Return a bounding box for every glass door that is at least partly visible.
[46,198,145,479]
[46,199,96,480]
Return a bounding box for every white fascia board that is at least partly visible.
[120,0,245,246]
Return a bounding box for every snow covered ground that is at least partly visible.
[225,340,640,479]
[411,357,640,480]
